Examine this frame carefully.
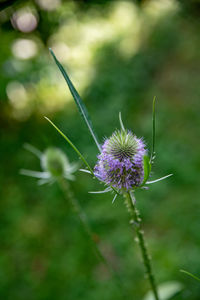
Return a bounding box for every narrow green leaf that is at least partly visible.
[180,269,200,282]
[141,155,151,186]
[45,117,94,176]
[119,112,125,131]
[49,48,101,152]
[151,96,156,163]
[146,174,173,185]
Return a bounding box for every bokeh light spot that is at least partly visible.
[36,0,61,11]
[12,39,38,60]
[6,81,31,120]
[11,7,38,33]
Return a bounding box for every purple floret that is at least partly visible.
[94,130,147,191]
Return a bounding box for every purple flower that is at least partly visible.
[94,130,147,191]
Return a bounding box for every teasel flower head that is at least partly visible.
[46,52,173,198]
[94,129,147,191]
[20,145,78,185]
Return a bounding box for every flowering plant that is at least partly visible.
[44,49,176,300]
[94,129,146,191]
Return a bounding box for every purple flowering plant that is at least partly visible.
[94,129,147,192]
[45,49,175,300]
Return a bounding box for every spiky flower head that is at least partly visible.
[94,130,146,191]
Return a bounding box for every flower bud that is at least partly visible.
[41,147,70,178]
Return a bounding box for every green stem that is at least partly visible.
[58,178,127,298]
[125,191,159,300]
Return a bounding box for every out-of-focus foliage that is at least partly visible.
[0,0,200,299]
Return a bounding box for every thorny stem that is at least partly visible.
[125,191,160,300]
[58,178,127,299]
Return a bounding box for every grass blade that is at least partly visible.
[49,48,101,152]
[151,96,156,163]
[180,269,200,282]
[45,117,94,176]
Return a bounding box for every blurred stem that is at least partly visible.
[125,192,159,300]
[58,178,127,298]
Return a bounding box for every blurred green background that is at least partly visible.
[1,0,200,299]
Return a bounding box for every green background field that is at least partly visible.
[0,1,200,299]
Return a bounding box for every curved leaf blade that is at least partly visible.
[49,48,101,152]
[45,117,94,176]
[150,96,156,164]
[180,269,200,282]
